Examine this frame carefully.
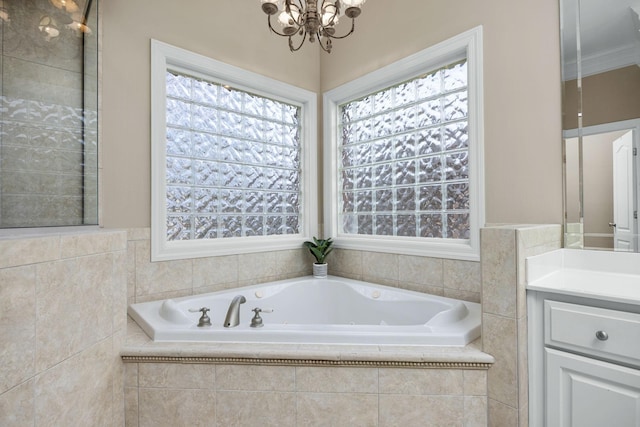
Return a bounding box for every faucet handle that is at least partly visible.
[250,307,273,328]
[188,307,212,327]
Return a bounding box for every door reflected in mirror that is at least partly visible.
[561,0,640,251]
[564,121,639,251]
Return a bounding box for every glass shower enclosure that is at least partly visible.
[0,0,98,227]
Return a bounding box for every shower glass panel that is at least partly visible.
[0,0,98,227]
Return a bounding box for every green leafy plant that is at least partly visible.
[303,237,334,264]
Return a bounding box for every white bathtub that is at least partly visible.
[128,276,481,346]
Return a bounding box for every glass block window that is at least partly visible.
[338,60,470,239]
[164,71,302,241]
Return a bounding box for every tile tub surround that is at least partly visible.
[126,227,483,305]
[480,224,562,427]
[0,229,128,427]
[124,362,489,426]
[121,225,560,426]
[122,319,493,426]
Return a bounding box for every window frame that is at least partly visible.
[151,40,318,261]
[323,27,484,261]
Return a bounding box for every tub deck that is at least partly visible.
[122,318,494,368]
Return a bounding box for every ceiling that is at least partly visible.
[561,0,640,79]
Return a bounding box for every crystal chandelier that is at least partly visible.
[260,0,366,53]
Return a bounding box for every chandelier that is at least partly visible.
[260,0,366,53]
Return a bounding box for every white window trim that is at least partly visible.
[151,40,318,261]
[322,26,485,261]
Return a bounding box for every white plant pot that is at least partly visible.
[313,263,328,278]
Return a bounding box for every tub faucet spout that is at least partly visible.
[224,295,246,327]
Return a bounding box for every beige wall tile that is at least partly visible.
[464,369,488,396]
[444,288,481,303]
[483,313,518,408]
[139,363,214,389]
[113,250,129,333]
[216,390,295,427]
[127,240,137,302]
[193,255,239,291]
[59,230,126,259]
[481,228,517,318]
[516,226,561,318]
[216,365,294,392]
[296,367,378,393]
[488,398,518,427]
[238,252,278,283]
[330,248,363,278]
[362,251,399,282]
[134,240,193,298]
[0,236,60,269]
[35,338,114,426]
[297,393,378,427]
[2,56,82,107]
[444,259,481,293]
[402,281,445,296]
[126,227,151,241]
[465,396,488,427]
[134,288,192,304]
[517,315,529,410]
[515,225,562,252]
[124,387,139,427]
[276,248,313,278]
[379,368,464,395]
[139,388,215,427]
[398,255,443,287]
[35,254,115,371]
[519,402,529,427]
[112,330,127,427]
[125,363,139,388]
[0,266,36,394]
[0,379,34,427]
[379,395,464,426]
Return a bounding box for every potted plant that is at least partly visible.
[303,237,334,278]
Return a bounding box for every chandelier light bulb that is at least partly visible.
[341,0,365,7]
[66,21,92,35]
[321,4,338,27]
[39,16,60,41]
[278,10,294,26]
[0,0,8,22]
[50,0,80,13]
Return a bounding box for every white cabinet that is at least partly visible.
[528,293,640,427]
[545,348,640,427]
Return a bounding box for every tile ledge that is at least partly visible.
[121,323,494,368]
[0,226,124,240]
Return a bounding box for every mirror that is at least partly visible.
[561,0,640,251]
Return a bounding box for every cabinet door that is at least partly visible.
[546,348,640,427]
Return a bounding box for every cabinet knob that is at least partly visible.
[595,330,608,341]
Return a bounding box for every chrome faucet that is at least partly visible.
[223,295,246,327]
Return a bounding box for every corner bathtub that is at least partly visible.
[128,276,481,346]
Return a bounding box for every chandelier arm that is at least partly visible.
[323,18,356,40]
[267,15,301,38]
[287,0,305,27]
[316,32,331,53]
[288,31,307,52]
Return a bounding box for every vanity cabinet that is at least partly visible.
[528,293,640,427]
[546,348,640,426]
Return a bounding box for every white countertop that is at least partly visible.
[526,249,640,305]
